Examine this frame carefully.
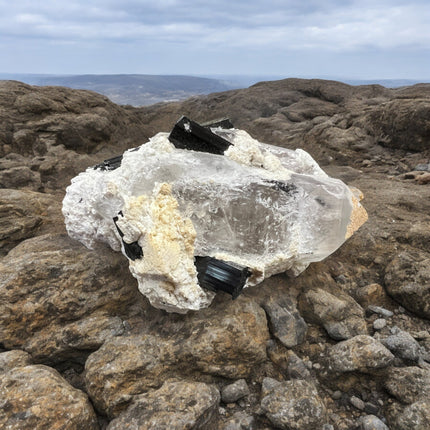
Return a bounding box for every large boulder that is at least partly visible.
[0,189,62,254]
[260,379,327,430]
[0,234,145,362]
[0,364,98,430]
[85,297,269,417]
[106,380,220,430]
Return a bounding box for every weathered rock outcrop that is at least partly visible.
[1,78,430,429]
[0,234,145,363]
[0,363,98,430]
[84,297,268,417]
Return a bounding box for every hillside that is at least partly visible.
[0,78,429,430]
[0,74,236,106]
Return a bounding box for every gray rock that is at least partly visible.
[384,366,430,404]
[286,350,312,380]
[385,250,430,319]
[358,414,389,430]
[0,164,41,190]
[261,377,282,397]
[328,335,394,373]
[392,400,430,430]
[106,380,220,430]
[262,296,307,347]
[0,350,32,373]
[382,328,424,362]
[220,411,256,430]
[373,318,387,330]
[260,379,327,429]
[350,395,365,410]
[364,402,380,415]
[367,305,394,318]
[298,287,367,340]
[415,163,430,171]
[332,390,342,400]
[221,379,250,404]
[0,364,98,430]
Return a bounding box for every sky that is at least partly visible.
[0,0,429,79]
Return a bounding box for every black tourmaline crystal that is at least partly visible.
[113,212,143,261]
[195,256,250,299]
[168,116,233,155]
[94,154,124,171]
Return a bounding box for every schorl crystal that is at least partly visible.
[168,116,232,154]
[94,154,124,171]
[195,256,250,299]
[113,212,143,261]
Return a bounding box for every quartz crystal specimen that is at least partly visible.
[62,118,367,313]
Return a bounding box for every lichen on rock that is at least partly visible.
[63,119,367,313]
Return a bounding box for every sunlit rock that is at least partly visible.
[63,118,367,313]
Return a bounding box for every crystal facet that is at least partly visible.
[62,120,367,313]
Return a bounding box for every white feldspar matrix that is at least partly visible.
[63,118,367,313]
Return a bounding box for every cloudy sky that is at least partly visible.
[1,0,429,79]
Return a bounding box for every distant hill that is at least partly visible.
[1,73,428,106]
[0,74,238,106]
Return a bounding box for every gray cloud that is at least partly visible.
[0,0,429,76]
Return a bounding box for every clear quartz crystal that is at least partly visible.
[62,129,366,313]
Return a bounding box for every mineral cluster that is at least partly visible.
[63,117,367,313]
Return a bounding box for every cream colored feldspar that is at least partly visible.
[116,183,214,313]
[346,187,369,240]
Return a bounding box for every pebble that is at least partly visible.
[373,318,387,330]
[414,163,430,171]
[261,377,281,397]
[358,414,389,430]
[332,390,342,400]
[323,425,334,430]
[221,379,250,404]
[383,327,423,362]
[364,402,379,415]
[350,396,365,410]
[367,305,393,318]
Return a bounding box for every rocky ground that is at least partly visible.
[0,78,430,429]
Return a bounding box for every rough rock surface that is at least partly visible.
[392,400,430,430]
[0,364,98,430]
[85,297,268,417]
[262,296,307,347]
[385,250,430,318]
[0,350,32,372]
[260,379,327,429]
[1,78,430,429]
[327,335,394,373]
[221,379,250,404]
[0,188,62,254]
[298,287,367,340]
[382,327,425,362]
[0,233,144,362]
[106,380,220,430]
[384,367,430,404]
